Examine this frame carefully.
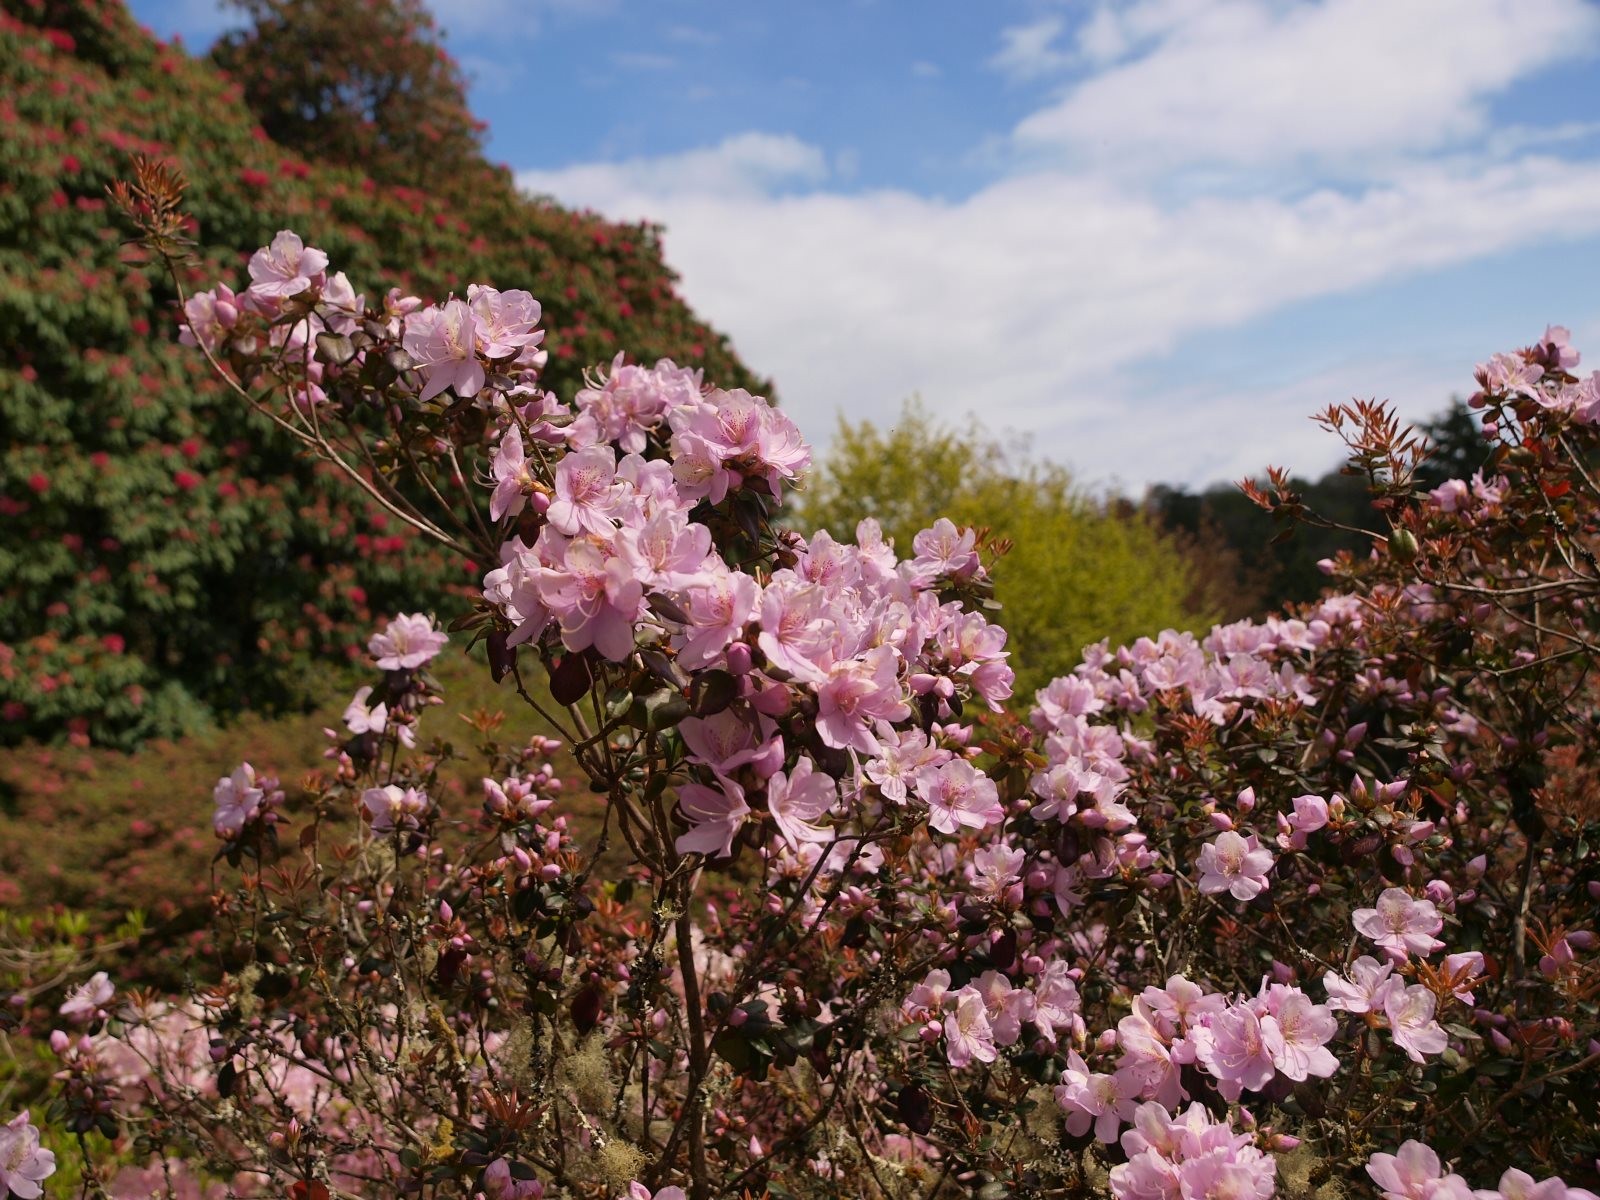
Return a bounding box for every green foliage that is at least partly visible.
[795,399,1215,697]
[0,0,764,747]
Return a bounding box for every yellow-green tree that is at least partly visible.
[793,400,1217,697]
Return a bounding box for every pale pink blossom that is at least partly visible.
[59,971,114,1023]
[1384,984,1449,1063]
[342,685,388,735]
[1367,1141,1474,1200]
[945,986,998,1068]
[0,1111,55,1199]
[246,230,328,301]
[915,758,1004,836]
[369,612,449,670]
[403,299,485,402]
[674,779,750,859]
[1196,831,1274,901]
[1354,888,1445,960]
[767,756,837,850]
[362,784,431,832]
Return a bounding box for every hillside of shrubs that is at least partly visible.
[0,0,762,749]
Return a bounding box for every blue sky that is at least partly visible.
[131,0,1600,490]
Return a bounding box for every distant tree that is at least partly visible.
[794,400,1217,697]
[1413,397,1492,490]
[210,0,495,197]
[1146,469,1375,614]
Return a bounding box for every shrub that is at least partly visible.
[3,196,1598,1200]
[0,0,761,748]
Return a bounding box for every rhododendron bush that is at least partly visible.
[5,165,1600,1200]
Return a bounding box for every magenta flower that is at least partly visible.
[1196,830,1274,901]
[1353,888,1445,960]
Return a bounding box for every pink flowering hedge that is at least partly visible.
[4,169,1600,1200]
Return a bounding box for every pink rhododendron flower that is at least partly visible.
[1196,830,1274,900]
[1323,955,1396,1013]
[915,758,1004,836]
[59,971,113,1023]
[1367,1141,1474,1200]
[369,612,448,670]
[911,518,980,582]
[483,1157,545,1198]
[1196,1002,1276,1100]
[0,1111,56,1199]
[1261,987,1339,1081]
[945,985,998,1068]
[246,230,328,301]
[1056,1051,1139,1143]
[403,298,485,402]
[342,685,387,735]
[1384,984,1449,1063]
[1354,888,1445,960]
[815,646,910,754]
[622,1185,686,1200]
[547,446,625,537]
[674,778,750,858]
[362,784,431,832]
[467,284,543,360]
[767,755,837,849]
[212,762,276,838]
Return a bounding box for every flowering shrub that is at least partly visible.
[0,0,760,748]
[5,180,1600,1199]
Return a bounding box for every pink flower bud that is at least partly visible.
[728,1007,748,1028]
[1565,931,1596,950]
[1096,1029,1119,1051]
[1236,787,1256,812]
[49,1030,69,1055]
[725,642,753,675]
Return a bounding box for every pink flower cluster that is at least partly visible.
[1109,1102,1277,1200]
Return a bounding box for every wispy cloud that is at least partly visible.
[988,16,1073,81]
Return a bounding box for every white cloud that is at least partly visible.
[912,60,942,79]
[521,133,830,202]
[520,146,1600,487]
[512,0,1600,490]
[989,16,1074,81]
[1012,0,1600,174]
